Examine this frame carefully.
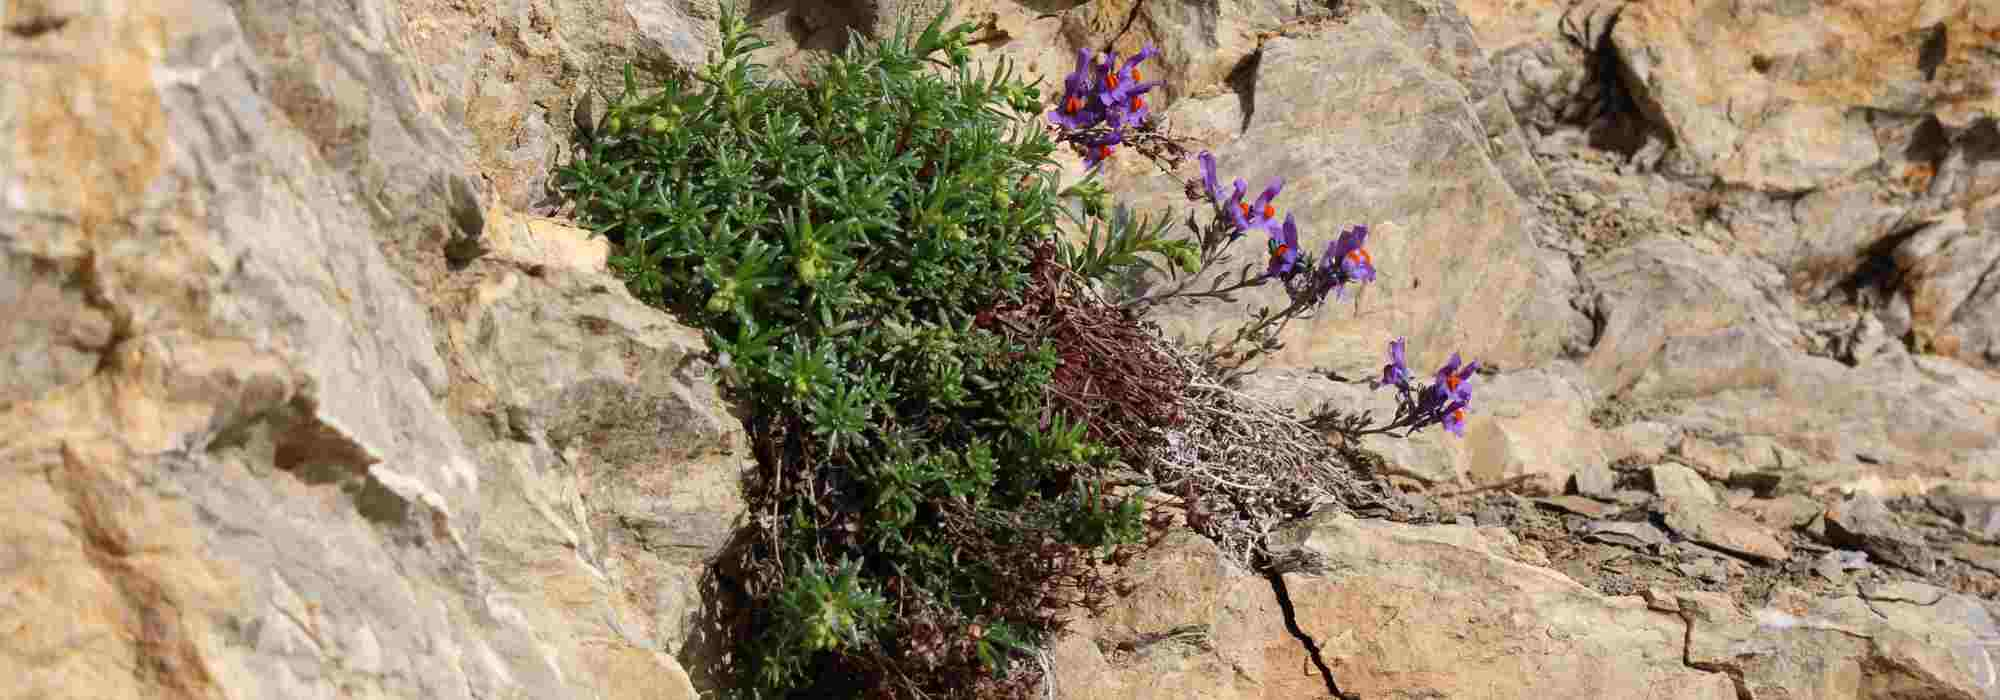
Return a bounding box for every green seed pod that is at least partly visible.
[705,280,737,313]
[797,255,822,285]
[991,186,1011,210]
[606,115,624,134]
[648,115,671,133]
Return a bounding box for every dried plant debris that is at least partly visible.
[1136,340,1405,567]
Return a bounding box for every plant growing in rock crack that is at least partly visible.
[560,2,1482,696]
[556,5,1173,698]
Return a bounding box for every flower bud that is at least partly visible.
[797,255,822,284]
[705,280,738,313]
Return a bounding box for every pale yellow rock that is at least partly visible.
[481,205,611,273]
[1613,0,2000,184]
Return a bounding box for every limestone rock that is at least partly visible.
[1367,0,1549,200]
[1267,512,1738,699]
[1109,7,1589,378]
[1650,463,1717,506]
[1622,335,2000,493]
[1660,499,1789,563]
[1609,0,1999,185]
[0,0,722,697]
[1582,519,1669,549]
[1054,515,1740,699]
[1825,492,1936,574]
[1606,420,1678,466]
[1461,362,1607,495]
[1583,234,1797,398]
[1681,586,2000,700]
[1895,203,2000,370]
[1572,461,1619,499]
[1092,0,1331,103]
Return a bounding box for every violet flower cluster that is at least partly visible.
[1196,152,1377,308]
[1048,44,1162,169]
[1045,44,1480,439]
[1374,338,1479,436]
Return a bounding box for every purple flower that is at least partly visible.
[1197,153,1254,239]
[1422,353,1477,410]
[1096,44,1159,104]
[1109,90,1155,129]
[1380,337,1413,390]
[1199,152,1222,202]
[1049,48,1104,131]
[1231,177,1284,237]
[1082,128,1124,170]
[1333,224,1375,284]
[1265,213,1301,278]
[1440,400,1469,437]
[1371,342,1481,438]
[1309,224,1376,303]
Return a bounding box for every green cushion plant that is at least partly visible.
[558,3,1488,698]
[558,5,1159,698]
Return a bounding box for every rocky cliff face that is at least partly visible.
[4,1,1998,699]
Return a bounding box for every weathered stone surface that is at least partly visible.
[1462,362,1606,495]
[1046,532,1289,699]
[1087,0,1334,104]
[1606,420,1678,466]
[1268,512,1737,699]
[1056,514,1744,699]
[1744,494,1824,530]
[1572,461,1619,499]
[1609,0,1999,185]
[1583,234,1798,398]
[1109,7,1588,377]
[1929,481,2000,539]
[1895,201,2000,370]
[1651,463,1717,506]
[1660,499,1789,563]
[1680,586,2000,700]
[438,211,751,663]
[1582,519,1669,549]
[1622,336,2000,493]
[1539,494,1616,518]
[1826,491,1937,574]
[1,0,721,697]
[0,252,113,407]
[400,0,900,210]
[1366,0,1548,200]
